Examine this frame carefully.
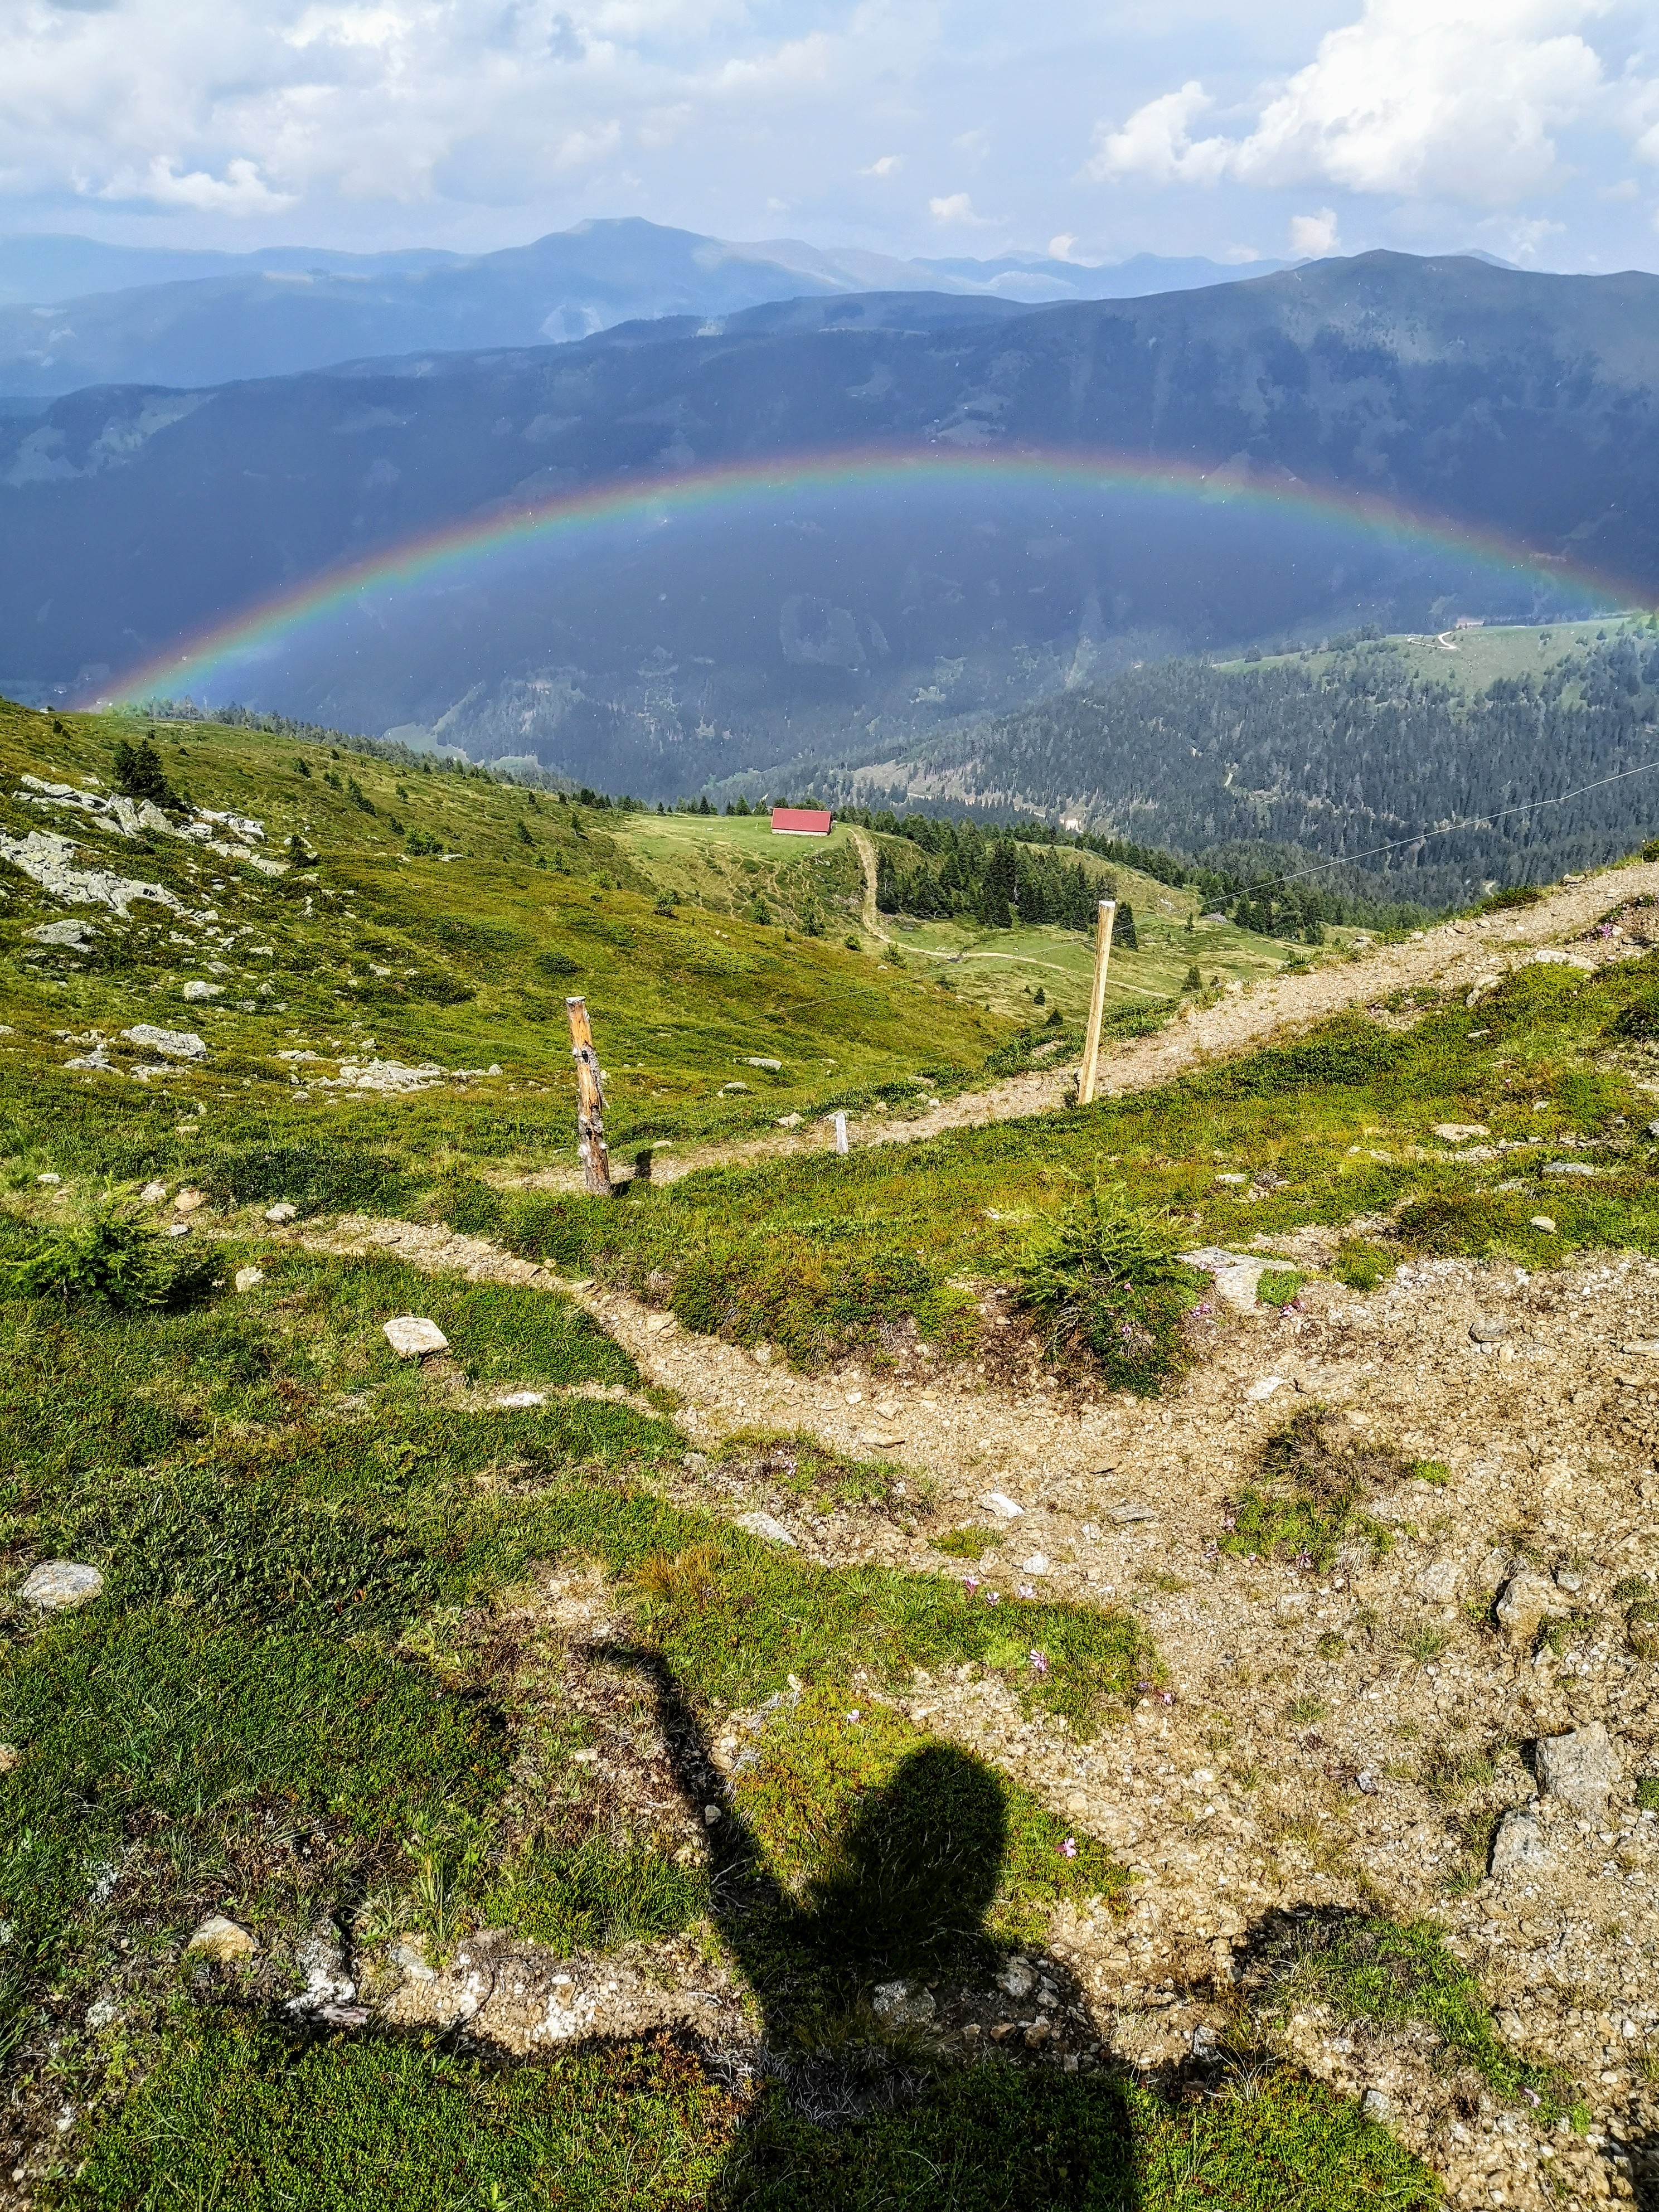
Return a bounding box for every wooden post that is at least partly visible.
[1079,900,1117,1105]
[566,996,612,1195]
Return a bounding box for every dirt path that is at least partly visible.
[515,858,1659,1194]
[310,1202,1659,2211]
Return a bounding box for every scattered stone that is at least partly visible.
[20,1561,103,1611]
[1542,1160,1596,1177]
[720,1081,750,1094]
[264,1201,298,1224]
[1246,1375,1287,1401]
[186,1916,257,1962]
[644,1313,677,1335]
[181,979,224,1002]
[0,828,184,916]
[775,1113,803,1129]
[1360,2089,1393,2121]
[382,1316,449,1360]
[140,1181,168,1204]
[745,1058,783,1071]
[1495,1569,1568,1642]
[997,1958,1035,2000]
[166,1223,191,1239]
[233,1267,264,1294]
[1107,1501,1157,1524]
[980,1491,1023,1521]
[735,1511,797,1548]
[287,1930,357,2015]
[1490,1810,1549,1876]
[1020,1553,1050,1575]
[1554,1564,1583,1592]
[1190,2022,1221,2058]
[1535,1723,1620,1816]
[1469,1317,1510,1343]
[120,1024,207,1061]
[872,1981,937,2029]
[1531,1214,1557,1232]
[36,1172,60,1186]
[1433,1123,1490,1141]
[492,1391,546,1409]
[173,1188,204,1214]
[1356,1768,1379,1795]
[0,1746,19,1773]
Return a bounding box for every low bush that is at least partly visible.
[1013,1182,1207,1395]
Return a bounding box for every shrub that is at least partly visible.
[1013,1183,1207,1395]
[111,735,178,809]
[1474,885,1542,913]
[7,1206,202,1311]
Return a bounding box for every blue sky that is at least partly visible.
[2,0,1656,270]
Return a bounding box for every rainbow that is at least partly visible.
[96,443,1643,709]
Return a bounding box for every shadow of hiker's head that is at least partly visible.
[800,1743,1007,1985]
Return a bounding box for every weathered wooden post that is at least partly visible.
[566,996,612,1195]
[1078,899,1118,1106]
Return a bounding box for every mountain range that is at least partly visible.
[0,219,1281,397]
[5,249,1657,769]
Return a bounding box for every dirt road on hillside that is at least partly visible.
[514,857,1659,1193]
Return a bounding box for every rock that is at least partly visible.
[20,1561,103,1610]
[0,1745,19,1772]
[872,1981,937,2030]
[140,1180,168,1204]
[493,1390,546,1409]
[1020,1553,1050,1575]
[1180,1245,1273,1312]
[1490,1810,1549,1876]
[264,1201,298,1224]
[187,1915,257,1962]
[1417,1556,1462,1603]
[735,1511,796,1548]
[1535,1723,1620,1815]
[775,1113,803,1129]
[233,1267,264,1294]
[1542,1160,1596,1177]
[720,1081,750,1094]
[1360,2089,1393,2121]
[28,918,98,947]
[166,1223,191,1239]
[181,979,224,1001]
[1434,1123,1490,1141]
[1469,1317,1510,1343]
[644,1313,676,1335]
[1190,2022,1221,2059]
[120,1024,207,1061]
[1531,1214,1557,1232]
[382,1316,449,1359]
[36,1172,61,1186]
[997,1958,1035,2001]
[0,828,183,916]
[745,1058,783,1071]
[1554,1565,1583,1592]
[980,1490,1023,1520]
[173,1188,204,1214]
[287,1929,356,2015]
[1246,1375,1287,1401]
[1107,1501,1157,1524]
[1495,1569,1568,1642]
[1356,1768,1380,1795]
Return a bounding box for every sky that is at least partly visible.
[2,0,1657,271]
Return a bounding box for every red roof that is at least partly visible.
[770,806,833,835]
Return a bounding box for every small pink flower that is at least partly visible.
[1029,1648,1049,1675]
[1060,1836,1078,1859]
[1017,1583,1036,1601]
[985,1589,1001,1607]
[1195,1302,1213,1318]
[1156,1690,1175,1706]
[1521,2088,1541,2108]
[846,1709,861,1721]
[963,1575,980,1593]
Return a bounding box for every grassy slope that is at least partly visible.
[1212,615,1631,696]
[0,699,1023,1178]
[0,696,1515,2206]
[487,934,1659,1370]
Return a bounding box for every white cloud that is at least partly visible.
[861,153,901,176]
[1046,231,1076,258]
[928,190,992,225]
[1288,205,1340,254]
[1090,0,1611,208]
[102,156,297,214]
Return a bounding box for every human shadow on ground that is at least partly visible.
[594,1643,1138,2204]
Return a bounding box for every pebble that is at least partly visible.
[981,1491,1024,1520]
[382,1316,449,1359]
[645,1314,677,1335]
[36,1172,61,1186]
[19,1561,103,1611]
[173,1189,204,1214]
[181,979,223,1002]
[0,1745,19,1773]
[186,1916,257,1962]
[1543,1160,1597,1177]
[1531,1214,1556,1231]
[233,1267,264,1294]
[1495,1569,1568,1641]
[166,1223,191,1239]
[1469,1317,1510,1343]
[872,1981,937,2029]
[264,1201,298,1224]
[140,1181,168,1204]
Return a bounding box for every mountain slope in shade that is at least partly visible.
[0,251,1653,799]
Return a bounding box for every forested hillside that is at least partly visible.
[832,627,1659,911]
